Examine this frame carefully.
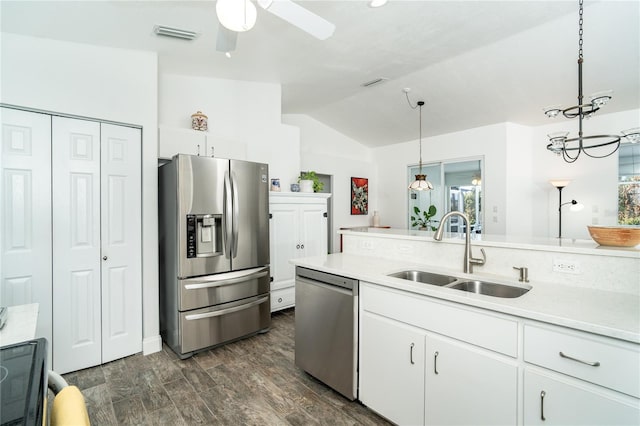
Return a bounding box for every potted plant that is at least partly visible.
[411,205,438,231]
[298,171,324,193]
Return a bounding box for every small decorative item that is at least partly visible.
[587,226,640,247]
[298,171,324,193]
[290,183,300,192]
[372,210,380,227]
[351,177,368,215]
[271,178,281,192]
[191,111,208,131]
[411,205,438,231]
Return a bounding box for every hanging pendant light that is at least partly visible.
[408,101,434,191]
[543,0,639,163]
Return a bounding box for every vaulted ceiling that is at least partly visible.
[2,1,638,147]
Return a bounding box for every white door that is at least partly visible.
[100,123,142,363]
[52,117,102,373]
[269,204,299,289]
[425,334,518,426]
[0,108,52,355]
[359,311,426,426]
[299,203,327,257]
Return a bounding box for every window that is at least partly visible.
[618,144,640,225]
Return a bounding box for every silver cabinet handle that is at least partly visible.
[434,351,439,374]
[296,244,301,249]
[410,343,415,365]
[540,390,546,421]
[300,244,304,249]
[185,296,268,321]
[559,351,601,367]
[102,256,108,261]
[210,146,214,157]
[197,144,200,156]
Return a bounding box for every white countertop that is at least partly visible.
[291,253,640,344]
[339,227,640,259]
[0,303,39,346]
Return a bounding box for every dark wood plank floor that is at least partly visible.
[62,309,391,425]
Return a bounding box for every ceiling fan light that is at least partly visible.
[589,90,613,107]
[369,0,388,7]
[216,0,257,32]
[622,128,640,144]
[543,105,562,118]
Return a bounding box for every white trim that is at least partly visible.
[142,335,163,355]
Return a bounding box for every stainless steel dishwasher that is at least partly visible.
[295,266,359,400]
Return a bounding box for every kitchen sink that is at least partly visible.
[387,270,457,286]
[448,280,530,298]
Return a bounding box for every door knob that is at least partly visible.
[102,256,108,261]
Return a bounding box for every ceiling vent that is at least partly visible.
[361,77,389,88]
[153,25,198,40]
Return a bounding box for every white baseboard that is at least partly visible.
[142,334,162,355]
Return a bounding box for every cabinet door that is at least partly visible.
[100,124,142,363]
[524,369,640,426]
[269,203,299,290]
[425,334,518,426]
[0,108,53,355]
[359,311,426,426]
[299,203,327,257]
[52,117,102,373]
[158,126,206,159]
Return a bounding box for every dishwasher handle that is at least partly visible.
[296,267,358,292]
[296,276,355,297]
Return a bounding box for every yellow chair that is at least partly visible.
[47,371,90,426]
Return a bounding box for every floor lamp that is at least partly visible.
[550,180,584,239]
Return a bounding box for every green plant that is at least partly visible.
[411,205,438,230]
[298,171,324,192]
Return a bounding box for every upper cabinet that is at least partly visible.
[158,126,246,160]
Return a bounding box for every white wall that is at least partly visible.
[283,114,377,252]
[374,123,509,234]
[373,109,639,241]
[1,33,161,354]
[159,74,300,185]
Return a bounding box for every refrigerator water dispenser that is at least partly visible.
[186,214,222,258]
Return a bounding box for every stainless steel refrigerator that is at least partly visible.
[159,154,270,358]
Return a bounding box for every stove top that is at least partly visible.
[0,339,47,426]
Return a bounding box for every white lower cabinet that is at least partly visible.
[359,311,426,426]
[359,282,518,426]
[425,334,518,426]
[523,368,640,425]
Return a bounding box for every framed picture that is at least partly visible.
[351,177,368,215]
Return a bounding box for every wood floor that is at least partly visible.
[62,309,391,425]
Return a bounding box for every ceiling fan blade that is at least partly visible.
[257,0,335,40]
[216,24,238,53]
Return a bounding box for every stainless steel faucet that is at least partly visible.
[433,211,486,274]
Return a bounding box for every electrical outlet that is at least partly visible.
[553,258,581,274]
[360,240,374,250]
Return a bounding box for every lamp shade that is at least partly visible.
[549,179,571,188]
[216,0,257,32]
[408,174,433,191]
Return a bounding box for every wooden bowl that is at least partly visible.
[587,226,640,247]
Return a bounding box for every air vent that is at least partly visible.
[361,77,389,88]
[153,25,198,40]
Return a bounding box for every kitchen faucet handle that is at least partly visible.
[471,247,486,265]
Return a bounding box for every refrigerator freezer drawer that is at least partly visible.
[179,294,270,354]
[179,267,270,311]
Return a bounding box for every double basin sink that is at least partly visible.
[388,270,530,298]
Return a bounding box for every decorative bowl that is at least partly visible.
[587,226,640,247]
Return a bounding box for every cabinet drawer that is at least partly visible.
[361,282,518,357]
[271,287,295,312]
[524,324,640,398]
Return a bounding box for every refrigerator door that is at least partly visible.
[229,159,270,270]
[177,155,231,278]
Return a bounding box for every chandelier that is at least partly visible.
[543,0,639,163]
[408,99,434,191]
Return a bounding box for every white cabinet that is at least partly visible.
[269,193,329,312]
[523,323,640,425]
[523,369,640,425]
[359,281,518,426]
[158,126,246,160]
[1,108,142,374]
[359,311,426,426]
[425,334,518,426]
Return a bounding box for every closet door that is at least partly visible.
[52,117,102,373]
[100,123,142,362]
[0,108,52,356]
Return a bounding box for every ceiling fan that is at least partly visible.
[215,0,336,55]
